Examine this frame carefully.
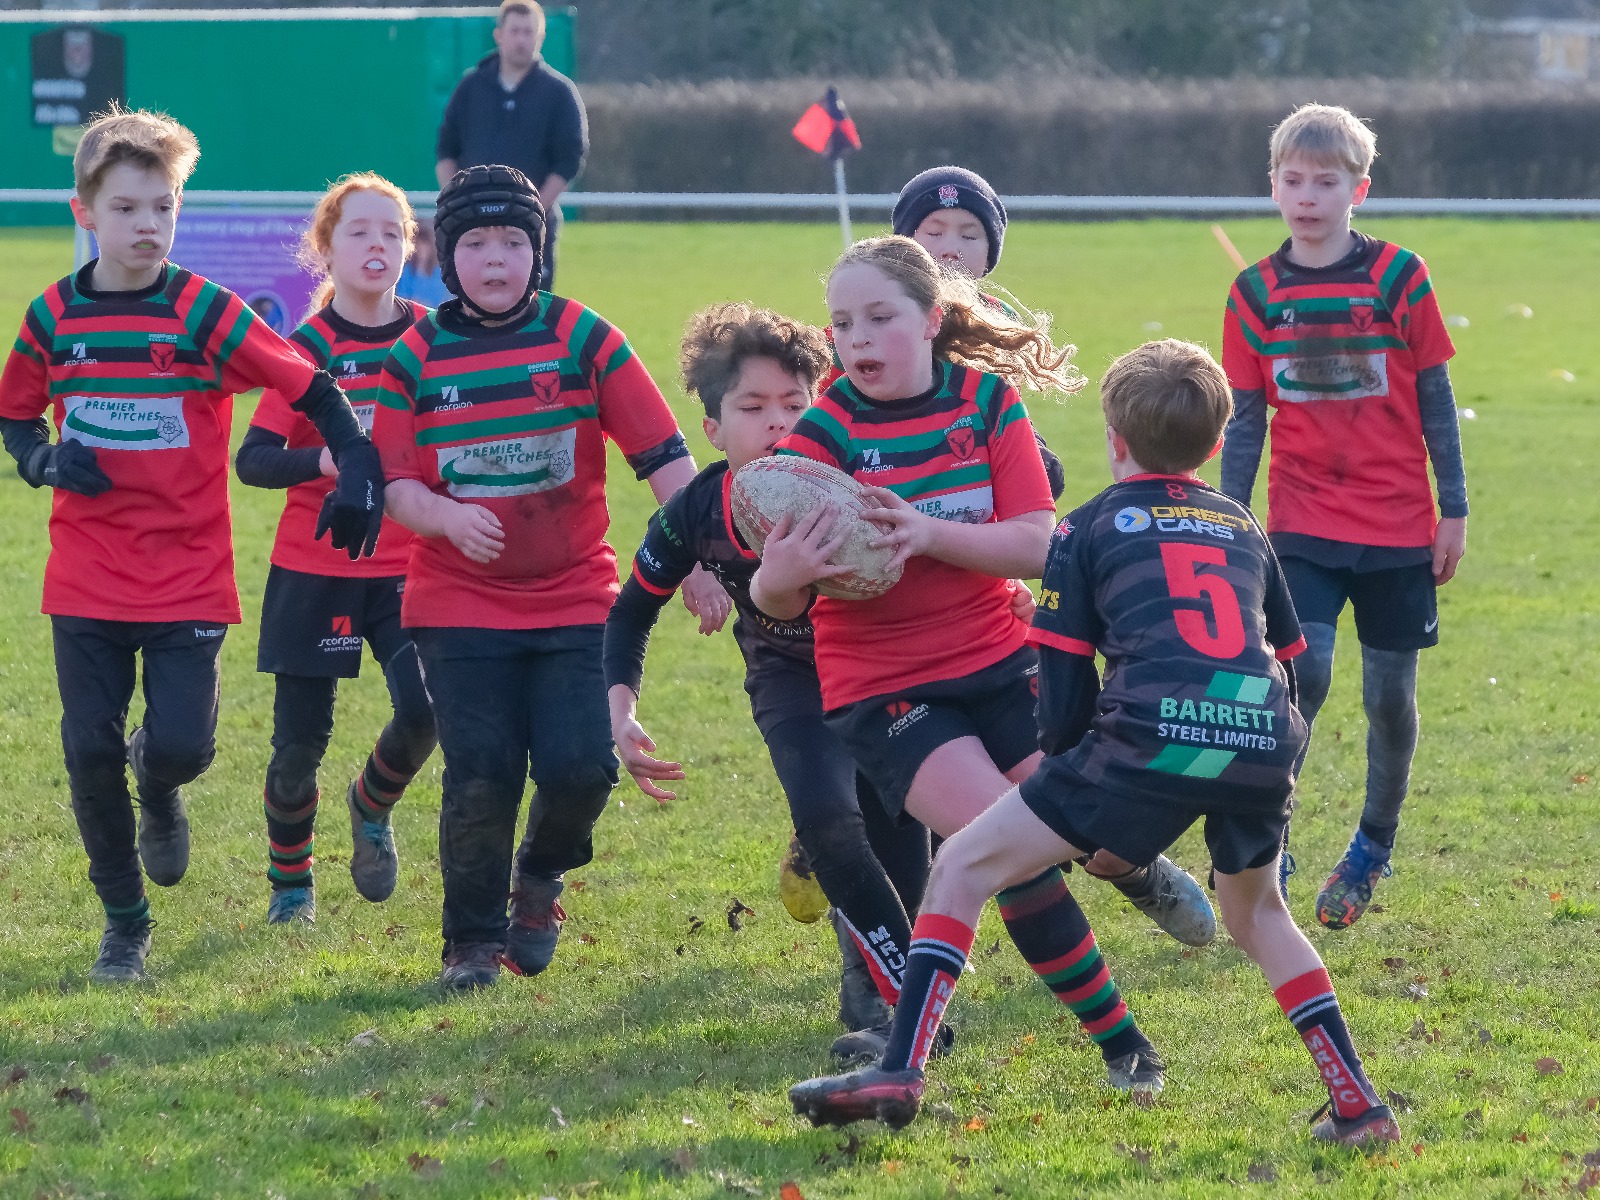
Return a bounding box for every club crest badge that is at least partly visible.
[937,184,960,207]
[1349,300,1375,332]
[946,425,976,460]
[530,371,561,407]
[150,341,175,373]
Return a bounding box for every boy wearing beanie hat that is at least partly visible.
[373,165,706,990]
[892,166,1008,279]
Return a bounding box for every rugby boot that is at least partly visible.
[89,919,153,983]
[1109,854,1216,947]
[830,1019,953,1068]
[790,1063,925,1130]
[1315,829,1392,929]
[439,941,505,991]
[504,873,565,975]
[832,908,892,1031]
[1104,1046,1166,1093]
[779,832,829,923]
[1309,1100,1401,1146]
[346,780,398,902]
[128,728,189,887]
[267,885,316,925]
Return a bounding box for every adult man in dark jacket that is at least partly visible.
[435,1,587,290]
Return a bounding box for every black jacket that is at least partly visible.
[435,53,587,188]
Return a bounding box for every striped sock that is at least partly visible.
[998,867,1148,1061]
[103,893,150,931]
[1275,967,1380,1119]
[881,914,975,1073]
[351,737,420,822]
[265,790,317,891]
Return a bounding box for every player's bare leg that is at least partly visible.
[1213,860,1400,1145]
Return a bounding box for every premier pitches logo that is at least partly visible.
[435,428,577,498]
[61,395,189,450]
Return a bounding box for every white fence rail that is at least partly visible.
[3,189,1598,216]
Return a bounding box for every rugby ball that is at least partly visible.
[729,456,903,601]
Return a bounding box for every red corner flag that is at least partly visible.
[792,86,860,160]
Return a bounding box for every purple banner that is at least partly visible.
[169,209,314,336]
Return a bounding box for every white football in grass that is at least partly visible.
[730,456,903,600]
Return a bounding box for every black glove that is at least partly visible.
[314,440,385,559]
[26,439,113,497]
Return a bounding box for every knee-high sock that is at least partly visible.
[997,867,1150,1061]
[1275,966,1381,1118]
[882,913,975,1072]
[1359,646,1419,849]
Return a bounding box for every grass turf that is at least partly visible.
[0,218,1596,1198]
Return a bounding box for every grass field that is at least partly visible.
[0,218,1597,1199]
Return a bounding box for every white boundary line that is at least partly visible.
[0,8,496,22]
[3,189,1598,216]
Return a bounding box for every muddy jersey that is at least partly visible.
[1222,232,1455,548]
[372,295,686,630]
[626,459,815,665]
[779,360,1054,709]
[0,262,319,623]
[252,301,426,579]
[1027,474,1308,812]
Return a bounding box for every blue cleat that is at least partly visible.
[267,885,316,925]
[1316,830,1392,929]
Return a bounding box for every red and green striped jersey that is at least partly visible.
[1222,233,1455,548]
[251,301,426,579]
[372,295,685,630]
[778,359,1054,708]
[0,262,318,623]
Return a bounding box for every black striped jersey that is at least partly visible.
[0,262,318,624]
[1222,233,1455,548]
[373,295,687,630]
[252,301,426,578]
[779,359,1053,708]
[1027,474,1308,812]
[608,460,815,693]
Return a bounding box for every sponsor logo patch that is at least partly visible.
[885,702,930,737]
[60,395,189,450]
[1273,352,1389,402]
[435,428,577,498]
[1114,506,1151,533]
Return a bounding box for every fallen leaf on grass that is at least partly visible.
[665,1147,696,1174]
[383,923,406,939]
[423,1094,449,1111]
[1537,1058,1565,1076]
[1382,957,1407,972]
[545,1149,558,1162]
[883,1160,902,1174]
[1512,1131,1529,1143]
[1116,1143,1152,1165]
[406,1152,442,1178]
[1477,1026,1494,1045]
[1247,1162,1278,1183]
[9,1107,32,1135]
[53,1087,88,1106]
[779,1185,805,1200]
[951,1154,973,1168]
[3,1066,26,1088]
[727,898,756,931]
[579,933,598,945]
[486,1157,505,1176]
[1576,1167,1600,1196]
[434,1018,454,1031]
[1413,1144,1425,1156]
[1407,982,1429,1001]
[964,1116,986,1132]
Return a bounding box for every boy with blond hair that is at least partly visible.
[0,107,384,981]
[1220,103,1468,927]
[791,339,1401,1147]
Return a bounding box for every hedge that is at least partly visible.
[578,78,1600,202]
